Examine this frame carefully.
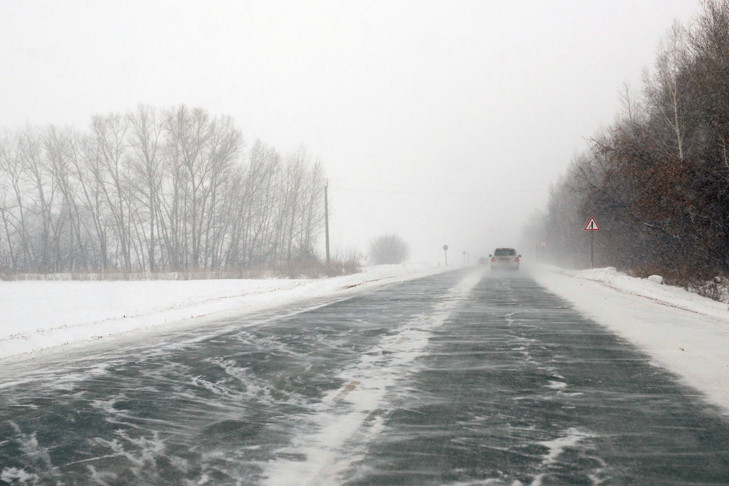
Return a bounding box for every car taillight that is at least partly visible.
[514,257,520,263]
[491,257,496,263]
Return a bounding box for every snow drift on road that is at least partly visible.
[0,264,449,361]
[532,265,729,416]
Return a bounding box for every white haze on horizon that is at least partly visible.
[0,0,701,264]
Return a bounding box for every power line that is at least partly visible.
[328,186,545,196]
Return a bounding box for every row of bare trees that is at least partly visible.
[524,0,729,280]
[0,105,326,275]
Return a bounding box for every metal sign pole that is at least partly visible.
[584,217,599,269]
[591,230,594,268]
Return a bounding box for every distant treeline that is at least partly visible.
[0,105,326,275]
[524,0,729,280]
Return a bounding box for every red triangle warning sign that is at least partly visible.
[584,217,600,231]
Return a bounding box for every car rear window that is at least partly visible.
[494,249,516,256]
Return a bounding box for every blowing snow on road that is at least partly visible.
[1,266,729,485]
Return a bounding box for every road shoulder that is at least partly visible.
[530,265,729,417]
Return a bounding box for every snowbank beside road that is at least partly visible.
[0,264,449,361]
[561,266,729,320]
[532,265,729,415]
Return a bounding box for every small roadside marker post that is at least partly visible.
[443,245,449,266]
[584,217,600,268]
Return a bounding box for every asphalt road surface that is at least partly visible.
[1,268,729,485]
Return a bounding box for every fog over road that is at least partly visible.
[2,269,728,485]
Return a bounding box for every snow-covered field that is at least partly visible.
[0,264,449,361]
[2,263,728,415]
[533,265,729,416]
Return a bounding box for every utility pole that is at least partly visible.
[324,183,330,267]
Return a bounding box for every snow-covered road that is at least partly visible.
[0,264,449,361]
[1,264,728,415]
[2,267,728,485]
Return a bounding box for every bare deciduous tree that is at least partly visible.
[0,105,329,276]
[529,0,729,279]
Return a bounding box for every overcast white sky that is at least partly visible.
[0,0,701,264]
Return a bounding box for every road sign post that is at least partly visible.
[584,217,600,268]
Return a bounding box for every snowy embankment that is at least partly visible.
[532,265,729,416]
[0,264,450,361]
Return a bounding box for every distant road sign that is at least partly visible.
[443,245,449,251]
[584,217,600,231]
